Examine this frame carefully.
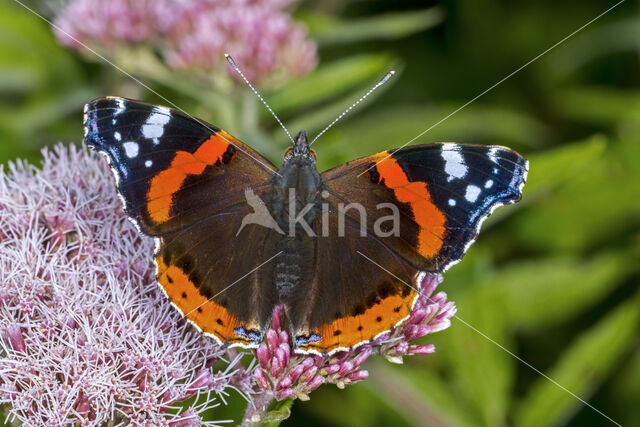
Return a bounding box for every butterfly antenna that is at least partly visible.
[225,53,294,144]
[310,70,395,145]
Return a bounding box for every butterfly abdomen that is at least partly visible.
[274,238,305,301]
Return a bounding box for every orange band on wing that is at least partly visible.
[374,154,446,258]
[297,287,418,354]
[147,132,236,224]
[155,256,258,346]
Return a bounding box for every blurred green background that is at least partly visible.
[2,0,639,426]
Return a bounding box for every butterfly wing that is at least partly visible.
[289,143,528,354]
[84,97,280,348]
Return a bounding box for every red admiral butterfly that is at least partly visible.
[84,93,527,355]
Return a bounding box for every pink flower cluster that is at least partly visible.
[371,274,456,362]
[251,274,456,406]
[0,145,248,425]
[53,0,317,84]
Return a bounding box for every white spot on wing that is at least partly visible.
[115,99,125,115]
[485,179,494,189]
[488,147,500,164]
[145,160,153,168]
[465,185,481,203]
[142,109,171,144]
[114,131,121,141]
[83,104,89,138]
[441,144,468,182]
[448,199,456,206]
[123,141,139,158]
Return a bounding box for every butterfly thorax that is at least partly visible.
[270,131,323,301]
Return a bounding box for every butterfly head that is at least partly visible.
[284,130,316,163]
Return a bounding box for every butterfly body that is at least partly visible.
[84,97,528,355]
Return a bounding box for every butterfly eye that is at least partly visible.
[310,149,317,160]
[284,147,294,158]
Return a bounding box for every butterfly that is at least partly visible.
[84,96,528,355]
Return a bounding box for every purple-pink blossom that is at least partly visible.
[53,0,317,84]
[0,145,248,425]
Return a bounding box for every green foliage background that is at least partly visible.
[1,0,639,426]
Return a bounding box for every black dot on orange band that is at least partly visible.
[357,325,363,331]
[167,275,174,284]
[181,292,187,298]
[333,330,342,336]
[393,306,401,312]
[197,307,203,313]
[216,318,223,325]
[376,316,382,322]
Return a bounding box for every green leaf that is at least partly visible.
[550,86,640,125]
[314,103,549,172]
[368,360,479,427]
[304,8,445,46]
[0,1,90,164]
[486,251,633,329]
[266,54,396,115]
[444,287,515,427]
[293,381,413,427]
[483,134,606,228]
[547,17,640,80]
[511,136,640,252]
[276,78,396,159]
[606,348,640,426]
[260,399,293,426]
[514,292,640,427]
[516,135,605,200]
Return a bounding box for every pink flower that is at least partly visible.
[53,0,165,49]
[52,0,317,84]
[0,145,244,425]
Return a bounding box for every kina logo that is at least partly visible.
[236,188,284,236]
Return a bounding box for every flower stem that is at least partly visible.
[241,393,293,426]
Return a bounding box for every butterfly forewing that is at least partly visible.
[84,97,276,235]
[322,143,528,271]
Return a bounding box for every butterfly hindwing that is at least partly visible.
[155,197,281,347]
[286,214,422,354]
[84,97,278,347]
